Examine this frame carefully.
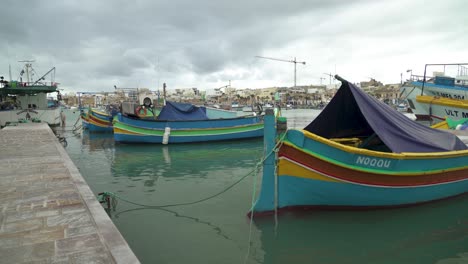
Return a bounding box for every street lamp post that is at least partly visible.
[406,69,412,80]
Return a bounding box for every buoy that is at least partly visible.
[162,127,171,144]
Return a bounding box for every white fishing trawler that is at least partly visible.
[0,61,62,127]
[399,63,468,121]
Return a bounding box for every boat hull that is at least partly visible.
[253,129,468,214]
[81,108,113,132]
[416,95,468,121]
[0,108,61,127]
[277,175,468,208]
[113,113,264,143]
[400,81,468,120]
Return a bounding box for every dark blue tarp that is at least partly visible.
[158,101,208,121]
[304,80,467,153]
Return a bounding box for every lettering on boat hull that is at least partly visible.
[355,156,392,169]
[429,91,465,100]
[444,109,468,118]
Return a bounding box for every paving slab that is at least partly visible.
[0,123,139,264]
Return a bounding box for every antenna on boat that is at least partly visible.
[18,60,35,83]
[32,67,56,85]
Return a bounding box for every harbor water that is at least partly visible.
[57,109,468,264]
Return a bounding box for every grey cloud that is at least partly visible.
[0,0,466,91]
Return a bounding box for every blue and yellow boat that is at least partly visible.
[113,101,264,144]
[251,76,468,215]
[81,108,114,132]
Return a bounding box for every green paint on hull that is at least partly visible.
[284,137,468,176]
[113,120,264,137]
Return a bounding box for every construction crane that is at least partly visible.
[320,77,326,85]
[323,72,334,86]
[114,85,139,92]
[255,56,306,88]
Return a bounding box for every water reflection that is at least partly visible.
[111,138,263,181]
[81,130,115,151]
[113,207,234,242]
[252,194,468,264]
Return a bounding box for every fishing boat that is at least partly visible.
[250,75,468,215]
[431,117,468,145]
[81,107,115,132]
[113,101,264,143]
[81,96,158,133]
[400,63,468,121]
[414,95,468,122]
[0,62,61,127]
[396,102,408,112]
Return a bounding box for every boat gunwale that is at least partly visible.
[118,113,261,123]
[113,118,264,133]
[416,95,468,109]
[298,129,468,159]
[410,80,468,90]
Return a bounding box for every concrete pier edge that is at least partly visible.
[0,123,140,263]
[45,125,140,263]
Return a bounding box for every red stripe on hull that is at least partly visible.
[279,144,468,187]
[89,114,112,126]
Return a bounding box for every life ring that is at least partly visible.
[135,106,147,116]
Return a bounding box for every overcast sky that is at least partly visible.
[0,0,466,93]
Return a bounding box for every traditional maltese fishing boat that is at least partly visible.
[113,101,264,143]
[250,76,468,215]
[81,108,115,132]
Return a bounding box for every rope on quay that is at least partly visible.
[98,131,288,210]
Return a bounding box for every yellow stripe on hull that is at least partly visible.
[416,95,468,109]
[113,127,143,135]
[87,118,110,128]
[278,158,342,183]
[299,130,468,159]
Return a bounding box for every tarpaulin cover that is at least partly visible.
[158,101,208,121]
[304,81,467,153]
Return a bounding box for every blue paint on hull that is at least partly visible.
[114,128,263,143]
[116,113,262,130]
[82,119,89,129]
[277,176,468,208]
[91,111,112,121]
[87,123,113,132]
[412,81,467,91]
[81,119,112,132]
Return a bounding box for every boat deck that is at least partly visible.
[0,123,139,263]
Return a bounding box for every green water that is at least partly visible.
[58,110,468,264]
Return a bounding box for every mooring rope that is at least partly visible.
[98,131,288,210]
[72,114,82,131]
[99,162,262,209]
[243,131,287,264]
